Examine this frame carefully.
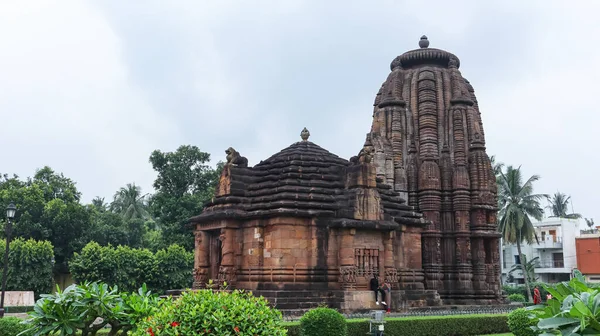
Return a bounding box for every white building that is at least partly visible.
[501,218,583,284]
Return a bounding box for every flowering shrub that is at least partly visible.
[22,282,161,336]
[132,289,287,336]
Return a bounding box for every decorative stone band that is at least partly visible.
[390,48,460,70]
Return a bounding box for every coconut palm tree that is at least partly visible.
[91,196,108,212]
[508,255,539,282]
[546,192,582,219]
[497,165,546,302]
[489,155,504,178]
[110,183,151,221]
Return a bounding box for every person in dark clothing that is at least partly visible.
[369,275,380,303]
[369,275,387,305]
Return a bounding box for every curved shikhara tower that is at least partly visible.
[365,36,501,303]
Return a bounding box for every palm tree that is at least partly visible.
[509,255,539,282]
[489,155,505,178]
[497,165,546,302]
[585,218,595,229]
[91,196,108,212]
[110,183,151,221]
[546,192,582,219]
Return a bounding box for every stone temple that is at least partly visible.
[189,36,503,311]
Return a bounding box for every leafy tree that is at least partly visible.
[32,166,81,203]
[546,191,582,219]
[509,255,539,282]
[110,183,151,221]
[149,145,222,250]
[497,165,546,302]
[0,238,54,296]
[0,167,92,274]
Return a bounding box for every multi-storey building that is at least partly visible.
[575,228,600,283]
[501,218,583,284]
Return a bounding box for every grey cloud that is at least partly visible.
[1,0,597,219]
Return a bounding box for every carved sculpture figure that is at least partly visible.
[225,147,248,167]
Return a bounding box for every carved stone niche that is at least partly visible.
[217,266,237,286]
[339,265,358,289]
[385,268,399,289]
[193,267,208,289]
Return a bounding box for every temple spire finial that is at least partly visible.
[419,35,429,48]
[300,127,310,141]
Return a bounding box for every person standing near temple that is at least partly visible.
[533,286,542,305]
[382,280,392,313]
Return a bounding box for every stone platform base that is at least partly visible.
[340,289,442,313]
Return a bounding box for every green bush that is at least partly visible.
[508,308,539,336]
[0,317,31,336]
[23,282,160,336]
[300,307,347,336]
[69,242,193,293]
[287,314,509,336]
[528,274,600,335]
[132,289,287,336]
[508,293,526,302]
[0,238,54,296]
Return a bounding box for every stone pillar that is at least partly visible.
[218,227,237,285]
[453,164,473,294]
[338,228,356,289]
[383,231,399,288]
[471,238,487,294]
[193,230,209,289]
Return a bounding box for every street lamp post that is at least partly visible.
[0,202,16,318]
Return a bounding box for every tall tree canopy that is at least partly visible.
[546,192,582,219]
[149,145,222,249]
[497,165,546,301]
[0,167,90,273]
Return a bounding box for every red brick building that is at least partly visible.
[576,232,600,283]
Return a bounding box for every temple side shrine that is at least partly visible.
[189,36,503,311]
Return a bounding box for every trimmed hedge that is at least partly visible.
[286,314,509,336]
[0,317,31,336]
[69,242,193,293]
[299,307,347,336]
[3,306,34,313]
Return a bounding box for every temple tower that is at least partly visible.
[367,36,502,304]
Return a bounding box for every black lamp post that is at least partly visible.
[0,202,16,318]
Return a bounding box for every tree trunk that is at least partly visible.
[516,241,533,302]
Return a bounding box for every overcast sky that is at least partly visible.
[1,0,598,221]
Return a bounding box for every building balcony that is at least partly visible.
[535,238,562,249]
[535,260,565,268]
